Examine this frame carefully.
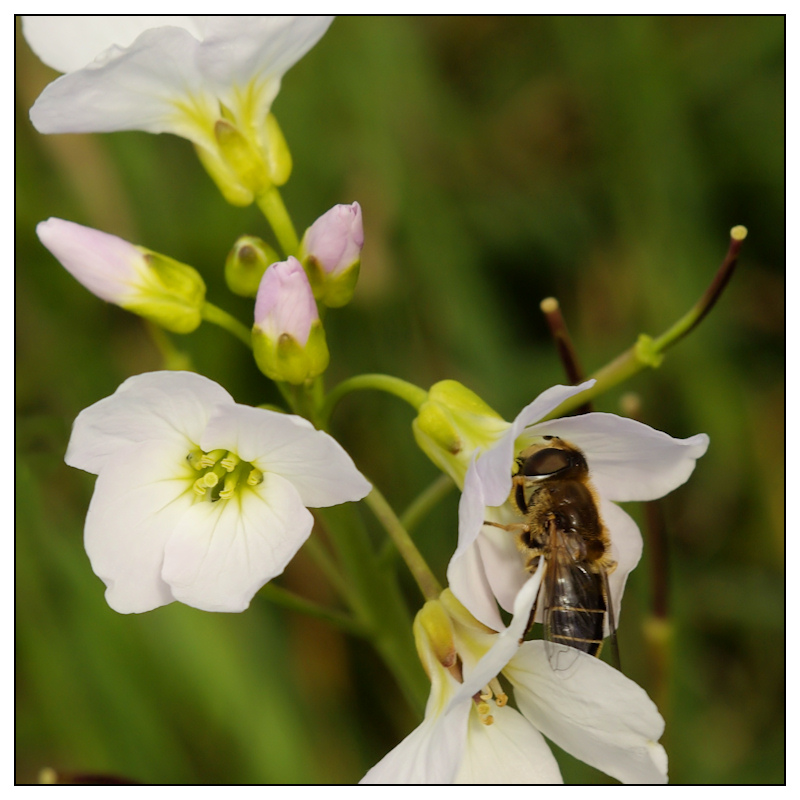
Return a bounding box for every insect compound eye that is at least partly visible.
[520,448,572,476]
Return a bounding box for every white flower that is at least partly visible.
[450,379,710,631]
[23,16,333,204]
[361,570,668,784]
[66,370,370,613]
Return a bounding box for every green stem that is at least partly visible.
[258,583,368,637]
[321,374,428,428]
[201,302,252,348]
[364,486,442,602]
[542,226,747,420]
[316,503,428,714]
[401,473,456,535]
[256,186,300,256]
[380,474,456,566]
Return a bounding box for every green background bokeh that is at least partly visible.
[16,16,784,784]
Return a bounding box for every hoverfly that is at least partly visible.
[485,435,618,671]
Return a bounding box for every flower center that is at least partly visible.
[473,677,508,726]
[186,447,263,503]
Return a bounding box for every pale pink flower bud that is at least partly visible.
[252,257,329,384]
[254,257,318,346]
[303,202,363,277]
[300,202,363,307]
[36,217,205,333]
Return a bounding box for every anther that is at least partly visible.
[220,453,239,472]
[247,468,263,486]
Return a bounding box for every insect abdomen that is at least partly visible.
[549,567,606,656]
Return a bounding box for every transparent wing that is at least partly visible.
[542,526,608,673]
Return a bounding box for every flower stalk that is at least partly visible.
[257,186,300,256]
[201,301,253,348]
[541,226,747,421]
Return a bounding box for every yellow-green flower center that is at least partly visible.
[187,447,263,503]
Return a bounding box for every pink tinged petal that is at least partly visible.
[37,218,146,305]
[456,705,563,784]
[66,371,232,475]
[254,258,318,346]
[360,699,470,784]
[304,202,364,275]
[29,26,215,139]
[506,642,668,784]
[528,413,710,502]
[202,403,371,507]
[22,16,200,73]
[161,473,313,613]
[82,440,196,613]
[197,16,334,114]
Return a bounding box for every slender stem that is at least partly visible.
[540,296,592,414]
[201,302,252,348]
[258,583,368,636]
[401,473,456,535]
[143,321,194,371]
[651,225,747,351]
[364,485,442,602]
[256,186,300,256]
[321,374,428,428]
[317,504,428,713]
[540,226,747,421]
[380,473,456,568]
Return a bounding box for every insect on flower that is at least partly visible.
[485,435,619,671]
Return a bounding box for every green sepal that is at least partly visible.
[304,256,361,308]
[264,114,292,186]
[225,236,278,297]
[252,320,330,384]
[123,251,206,334]
[215,119,271,197]
[412,380,508,487]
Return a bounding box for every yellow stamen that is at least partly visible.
[247,468,263,486]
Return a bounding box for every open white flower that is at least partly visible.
[23,16,333,204]
[362,571,668,784]
[66,370,370,613]
[450,380,710,631]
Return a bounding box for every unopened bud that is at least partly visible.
[299,202,364,308]
[225,236,279,297]
[36,218,205,333]
[412,381,508,487]
[252,257,329,384]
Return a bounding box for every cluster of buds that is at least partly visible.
[251,202,363,383]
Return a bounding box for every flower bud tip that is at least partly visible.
[730,225,747,241]
[539,296,559,314]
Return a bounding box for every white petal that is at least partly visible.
[161,472,313,612]
[477,522,529,617]
[196,16,333,108]
[446,531,505,632]
[360,694,470,784]
[601,499,643,633]
[22,16,200,73]
[82,439,195,613]
[506,642,668,784]
[475,381,596,508]
[450,567,544,701]
[66,371,232,475]
[456,705,562,784]
[29,26,215,140]
[202,404,370,507]
[528,413,709,502]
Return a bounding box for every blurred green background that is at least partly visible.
[16,16,784,784]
